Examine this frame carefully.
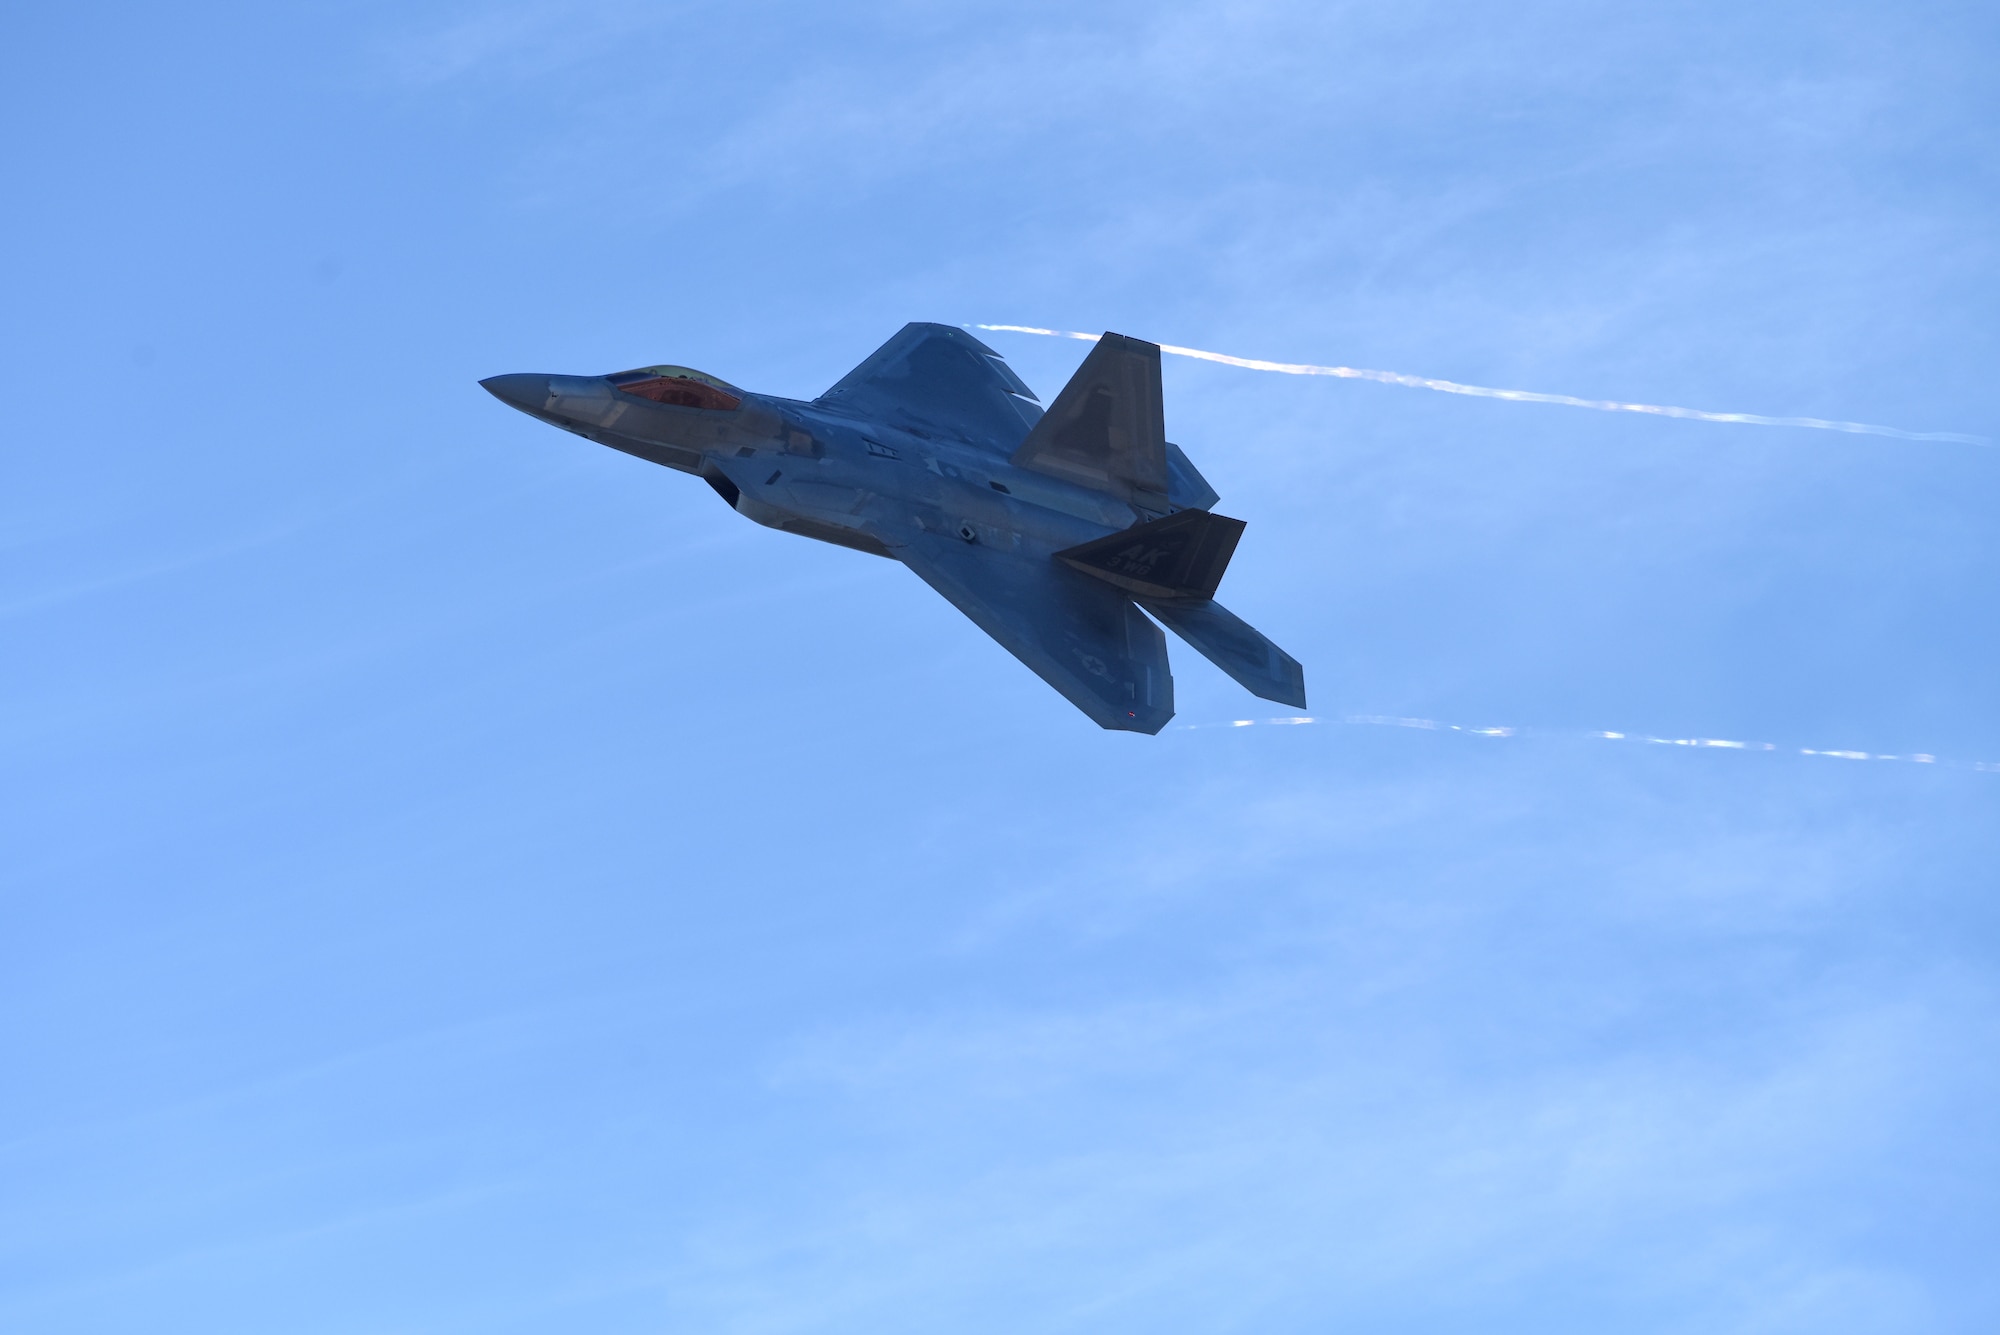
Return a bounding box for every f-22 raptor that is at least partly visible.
[481,324,1304,734]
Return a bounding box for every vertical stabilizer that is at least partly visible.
[1010,333,1171,508]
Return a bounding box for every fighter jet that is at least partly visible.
[480,324,1304,733]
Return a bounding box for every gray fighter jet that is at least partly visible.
[481,324,1303,733]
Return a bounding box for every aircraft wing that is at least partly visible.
[891,530,1174,733]
[815,323,1043,452]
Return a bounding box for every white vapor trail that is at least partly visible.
[1180,713,2000,775]
[973,325,1988,445]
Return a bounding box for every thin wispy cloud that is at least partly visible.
[374,0,655,85]
[10,3,1991,1331]
[704,940,1959,1332]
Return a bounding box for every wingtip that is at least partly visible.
[1102,706,1174,736]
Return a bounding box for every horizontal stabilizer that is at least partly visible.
[1138,597,1306,709]
[1055,508,1245,600]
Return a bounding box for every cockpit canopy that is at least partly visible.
[608,365,744,411]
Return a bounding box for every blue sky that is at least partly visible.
[4,2,1997,1332]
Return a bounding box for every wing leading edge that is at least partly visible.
[815,323,1042,451]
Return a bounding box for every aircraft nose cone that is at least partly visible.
[479,373,551,412]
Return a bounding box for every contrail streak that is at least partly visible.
[1179,712,1999,775]
[972,325,1988,446]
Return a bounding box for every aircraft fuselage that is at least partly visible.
[480,326,1303,733]
[480,371,1135,563]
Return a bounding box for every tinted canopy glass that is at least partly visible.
[608,365,743,411]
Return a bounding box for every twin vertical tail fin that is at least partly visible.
[1013,330,1223,510]
[1028,330,1306,711]
[1010,333,1173,510]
